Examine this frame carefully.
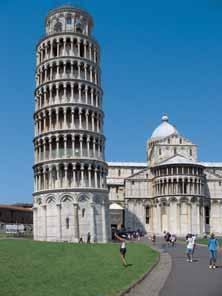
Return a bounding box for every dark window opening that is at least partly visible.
[118,169,121,176]
[54,22,62,33]
[66,17,72,25]
[66,217,69,229]
[205,207,210,225]
[146,206,150,224]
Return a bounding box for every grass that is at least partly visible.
[0,240,158,296]
[196,238,222,246]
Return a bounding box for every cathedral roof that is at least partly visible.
[155,154,203,167]
[151,115,178,140]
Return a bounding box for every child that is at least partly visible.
[208,233,219,269]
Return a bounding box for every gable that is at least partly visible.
[126,168,148,181]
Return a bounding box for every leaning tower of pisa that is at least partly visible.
[33,5,109,243]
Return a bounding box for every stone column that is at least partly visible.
[43,205,47,240]
[64,136,67,158]
[33,207,38,240]
[80,135,83,157]
[56,204,62,241]
[79,110,82,129]
[88,165,92,187]
[72,110,75,129]
[202,204,206,234]
[64,164,68,188]
[176,203,181,235]
[101,201,108,242]
[85,136,89,158]
[90,202,96,242]
[157,203,161,234]
[73,203,79,242]
[56,137,59,159]
[80,164,84,187]
[188,202,192,234]
[78,85,81,102]
[196,202,200,234]
[94,168,98,188]
[167,202,170,232]
[72,163,76,187]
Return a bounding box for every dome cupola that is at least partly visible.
[151,114,178,140]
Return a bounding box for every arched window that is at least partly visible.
[82,208,85,218]
[159,148,162,156]
[118,169,121,176]
[174,148,177,155]
[179,138,182,144]
[54,22,62,33]
[168,138,170,144]
[190,149,192,156]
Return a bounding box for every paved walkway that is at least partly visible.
[124,239,172,296]
[125,238,222,296]
[159,240,222,296]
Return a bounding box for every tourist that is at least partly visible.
[171,234,177,247]
[164,231,171,247]
[87,232,91,244]
[186,233,194,262]
[192,234,196,257]
[114,231,128,267]
[151,233,156,244]
[79,236,83,243]
[208,233,219,269]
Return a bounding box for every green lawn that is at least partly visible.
[197,238,222,246]
[0,240,158,296]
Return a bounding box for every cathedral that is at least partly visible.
[107,115,222,236]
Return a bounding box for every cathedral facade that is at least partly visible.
[107,115,222,236]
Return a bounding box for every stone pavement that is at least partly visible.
[159,240,222,296]
[125,238,222,296]
[124,239,172,296]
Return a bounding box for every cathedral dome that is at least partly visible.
[151,115,178,140]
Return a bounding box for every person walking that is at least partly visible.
[192,234,196,257]
[114,231,128,267]
[87,232,91,244]
[171,234,177,247]
[208,233,219,269]
[186,233,194,262]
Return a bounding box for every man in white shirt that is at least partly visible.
[186,233,194,262]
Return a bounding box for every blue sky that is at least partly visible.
[1,0,222,203]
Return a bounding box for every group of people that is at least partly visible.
[186,232,220,268]
[113,226,220,270]
[79,232,92,244]
[163,231,177,247]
